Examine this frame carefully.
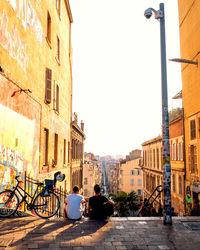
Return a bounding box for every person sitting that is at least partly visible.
[64,185,85,220]
[88,184,114,219]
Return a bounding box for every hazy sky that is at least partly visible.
[69,0,182,157]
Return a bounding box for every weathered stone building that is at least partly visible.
[0,0,73,193]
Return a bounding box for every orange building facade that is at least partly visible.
[178,0,200,213]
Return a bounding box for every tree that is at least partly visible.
[168,107,183,122]
[109,191,140,217]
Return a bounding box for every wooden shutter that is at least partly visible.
[190,119,196,140]
[45,68,52,104]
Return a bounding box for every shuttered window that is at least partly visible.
[190,119,196,140]
[54,133,58,165]
[47,12,51,43]
[43,128,49,166]
[45,68,52,104]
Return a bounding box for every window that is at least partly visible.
[131,179,134,185]
[84,189,88,196]
[63,139,66,164]
[54,133,58,165]
[45,68,52,104]
[153,149,155,168]
[47,11,51,43]
[54,82,59,112]
[189,145,197,174]
[138,179,142,186]
[171,143,176,161]
[43,128,49,166]
[56,0,61,17]
[137,189,142,195]
[157,148,159,169]
[56,36,60,63]
[84,178,87,185]
[172,174,176,193]
[199,118,200,137]
[178,142,183,161]
[131,170,135,175]
[190,119,196,140]
[120,170,123,174]
[150,149,152,167]
[68,141,70,163]
[179,175,182,195]
[137,170,141,175]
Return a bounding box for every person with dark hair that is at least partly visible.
[64,186,85,220]
[88,184,114,219]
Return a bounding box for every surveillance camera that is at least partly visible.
[144,8,152,19]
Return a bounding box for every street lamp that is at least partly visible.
[144,3,172,225]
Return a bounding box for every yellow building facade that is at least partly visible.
[142,136,163,212]
[178,0,200,213]
[118,156,143,197]
[0,0,73,193]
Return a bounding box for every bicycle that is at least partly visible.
[0,171,65,219]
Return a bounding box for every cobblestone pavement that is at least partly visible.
[1,216,200,249]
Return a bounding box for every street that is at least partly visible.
[1,216,200,249]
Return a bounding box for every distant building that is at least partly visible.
[71,113,86,193]
[107,163,119,194]
[118,150,143,197]
[83,153,101,197]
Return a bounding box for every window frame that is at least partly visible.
[45,68,52,104]
[54,133,58,165]
[47,11,51,44]
[190,119,196,140]
[43,128,49,166]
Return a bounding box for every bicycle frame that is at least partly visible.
[12,180,41,209]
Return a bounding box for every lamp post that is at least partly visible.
[144,3,172,225]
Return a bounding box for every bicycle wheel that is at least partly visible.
[0,190,19,217]
[33,192,60,218]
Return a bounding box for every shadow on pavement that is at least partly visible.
[7,217,108,248]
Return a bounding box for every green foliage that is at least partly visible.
[109,191,140,217]
[168,107,183,122]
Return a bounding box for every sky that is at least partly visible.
[69,0,182,157]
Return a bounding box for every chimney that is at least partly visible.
[81,120,84,131]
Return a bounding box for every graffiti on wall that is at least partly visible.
[0,10,27,71]
[6,0,44,43]
[0,75,41,191]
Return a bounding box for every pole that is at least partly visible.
[159,3,172,225]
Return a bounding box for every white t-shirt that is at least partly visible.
[65,193,84,219]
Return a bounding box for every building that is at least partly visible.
[0,0,73,193]
[142,137,163,212]
[178,0,200,213]
[71,113,85,192]
[83,153,101,198]
[169,114,185,215]
[142,113,185,216]
[118,150,143,197]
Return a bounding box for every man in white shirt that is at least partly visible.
[64,186,85,220]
